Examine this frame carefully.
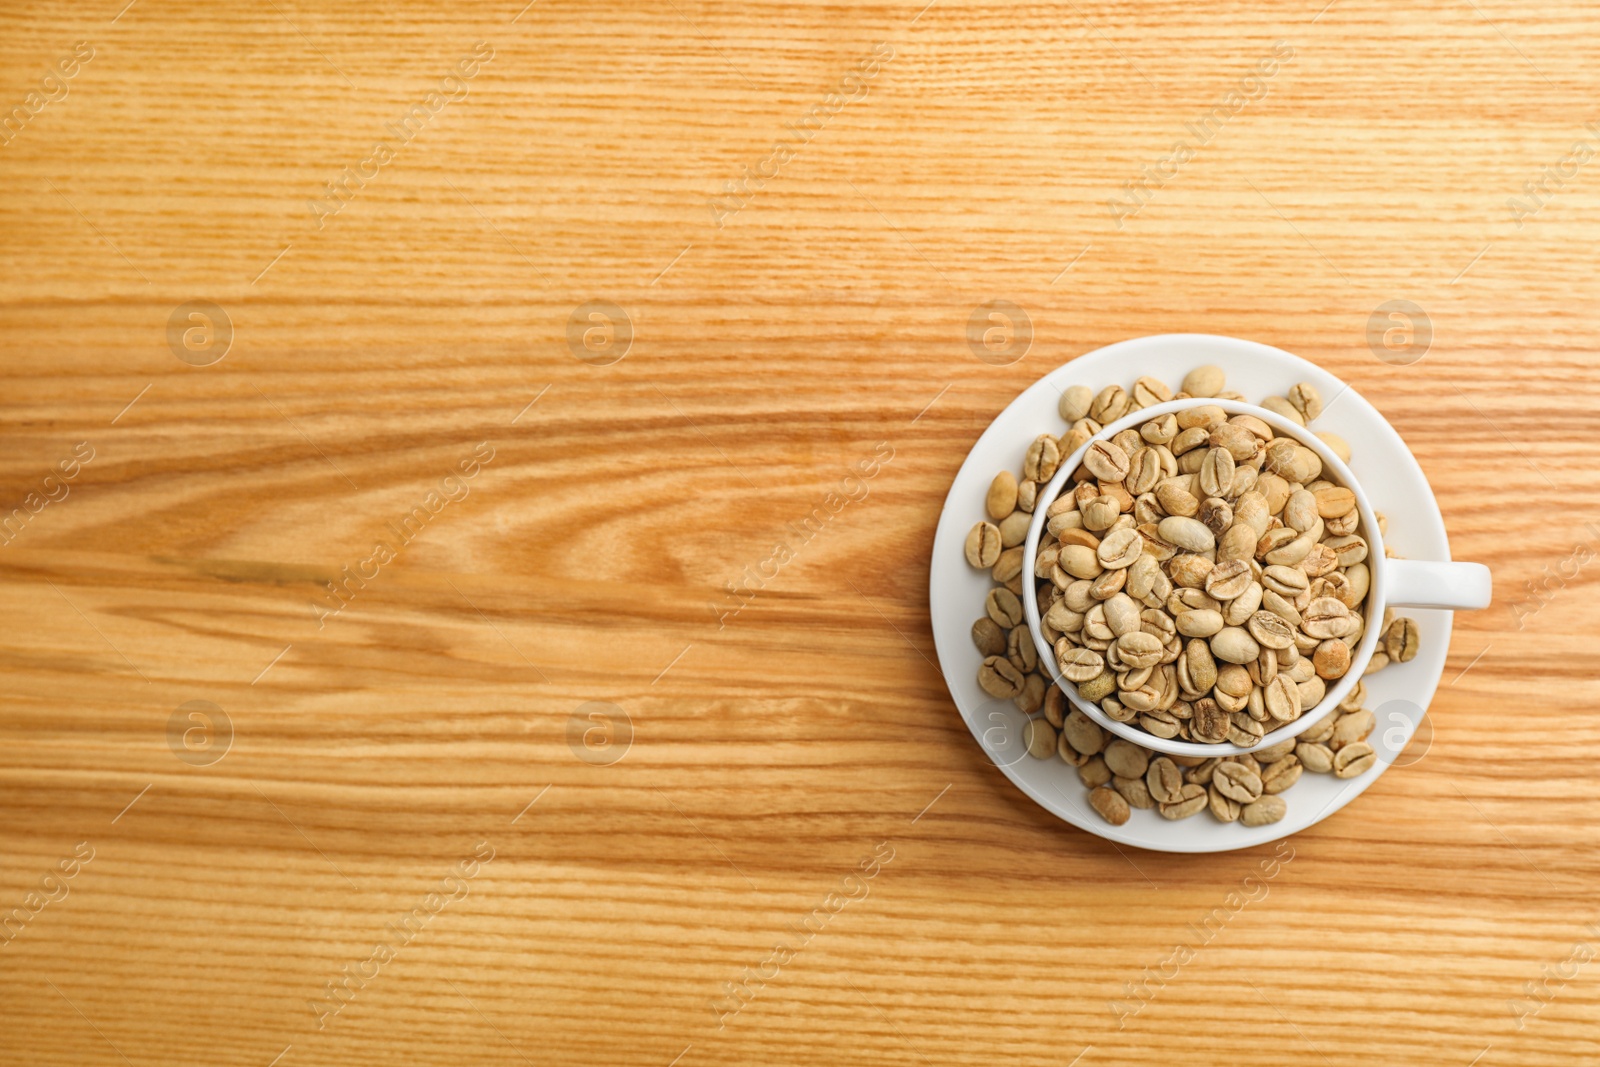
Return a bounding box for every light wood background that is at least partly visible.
[3,1,1599,1064]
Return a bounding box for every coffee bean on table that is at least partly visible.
[1024,717,1057,759]
[1334,741,1377,778]
[966,522,1001,568]
[991,546,1025,583]
[1062,707,1106,755]
[1078,755,1113,788]
[1182,365,1225,397]
[1133,375,1173,407]
[998,510,1031,547]
[1241,795,1287,826]
[1384,616,1420,662]
[1113,775,1155,809]
[1089,786,1130,825]
[1330,709,1374,751]
[971,617,1005,657]
[1214,761,1264,803]
[1295,741,1334,773]
[1146,756,1184,804]
[1103,738,1149,779]
[1090,385,1131,424]
[1318,431,1351,462]
[1059,384,1093,423]
[1288,382,1324,421]
[977,656,1024,699]
[1260,754,1302,792]
[987,471,1018,520]
[1017,479,1039,513]
[986,587,1023,627]
[1209,786,1241,822]
[1024,435,1062,482]
[1158,783,1208,820]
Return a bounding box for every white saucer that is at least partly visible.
[928,334,1455,853]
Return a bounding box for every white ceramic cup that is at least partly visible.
[1023,398,1491,758]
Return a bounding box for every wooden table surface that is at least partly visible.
[4,1,1599,1064]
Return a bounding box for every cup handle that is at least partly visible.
[1385,559,1492,611]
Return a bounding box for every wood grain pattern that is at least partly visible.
[3,1,1600,1064]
